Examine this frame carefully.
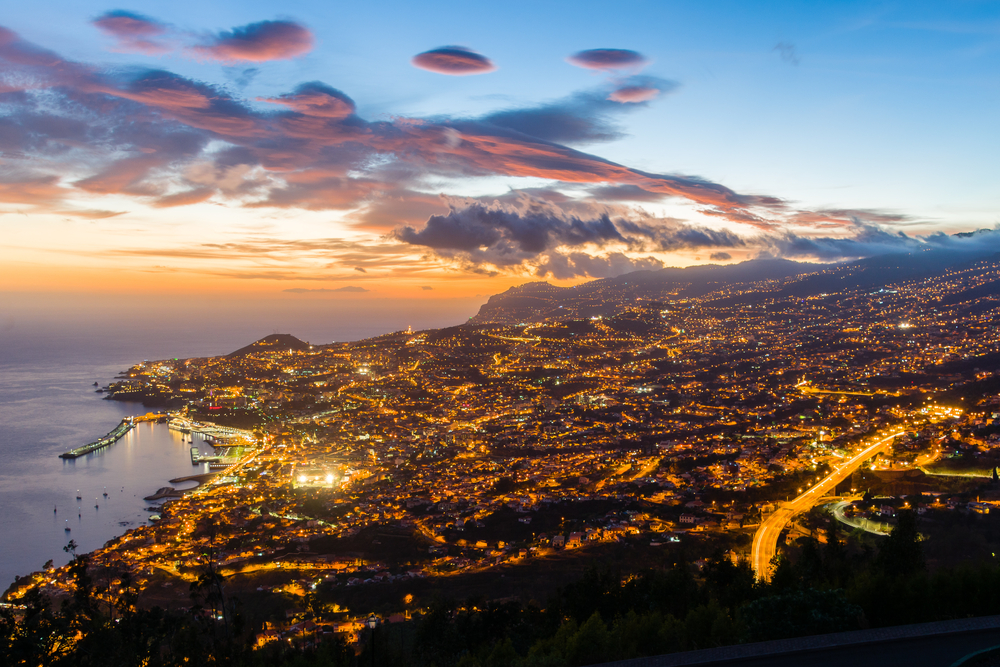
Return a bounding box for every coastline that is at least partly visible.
[0,315,427,591]
[0,395,211,587]
[144,473,216,500]
[2,437,216,598]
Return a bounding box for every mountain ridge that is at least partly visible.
[469,234,1000,325]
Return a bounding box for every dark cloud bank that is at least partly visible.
[393,199,1000,279]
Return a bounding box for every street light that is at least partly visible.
[366,614,379,667]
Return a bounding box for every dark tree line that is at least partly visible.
[7,511,1000,666]
[367,511,1000,666]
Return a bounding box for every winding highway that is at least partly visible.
[751,430,904,580]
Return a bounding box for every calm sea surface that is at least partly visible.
[0,299,479,589]
[0,343,230,588]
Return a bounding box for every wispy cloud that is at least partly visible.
[0,26,785,225]
[774,42,800,66]
[609,85,661,103]
[481,82,675,145]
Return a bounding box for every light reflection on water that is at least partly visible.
[0,305,477,590]
[0,365,211,588]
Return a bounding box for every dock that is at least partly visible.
[59,418,134,459]
[168,417,255,445]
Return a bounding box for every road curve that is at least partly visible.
[751,430,904,580]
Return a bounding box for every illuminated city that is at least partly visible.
[6,247,1000,664]
[3,2,1000,665]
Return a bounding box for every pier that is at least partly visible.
[168,417,254,445]
[59,418,135,459]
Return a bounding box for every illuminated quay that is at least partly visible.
[58,418,135,459]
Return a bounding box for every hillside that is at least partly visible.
[469,258,818,324]
[469,235,1000,325]
[227,333,312,357]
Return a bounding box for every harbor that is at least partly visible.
[1,399,213,586]
[58,412,169,459]
[58,418,134,459]
[167,416,254,445]
[171,416,252,471]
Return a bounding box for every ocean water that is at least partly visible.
[0,360,197,587]
[0,294,482,588]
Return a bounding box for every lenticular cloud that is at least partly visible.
[609,85,660,103]
[260,82,356,119]
[568,48,648,71]
[91,13,315,63]
[92,10,171,54]
[192,20,315,63]
[412,46,496,75]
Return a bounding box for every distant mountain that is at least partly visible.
[469,231,1000,325]
[778,248,1000,299]
[469,258,817,324]
[228,334,311,357]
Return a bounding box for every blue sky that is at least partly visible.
[1,0,998,303]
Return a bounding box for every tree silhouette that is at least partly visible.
[877,509,924,576]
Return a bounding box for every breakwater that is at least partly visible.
[58,418,134,459]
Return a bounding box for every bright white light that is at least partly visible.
[298,475,307,484]
[326,474,334,484]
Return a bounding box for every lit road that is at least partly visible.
[751,430,904,580]
[830,500,891,536]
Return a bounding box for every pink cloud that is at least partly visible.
[568,49,648,71]
[192,20,314,63]
[411,46,496,75]
[0,24,775,223]
[0,174,65,205]
[152,186,216,207]
[0,24,913,236]
[790,209,910,227]
[260,82,355,119]
[608,85,660,103]
[92,11,171,55]
[73,155,165,195]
